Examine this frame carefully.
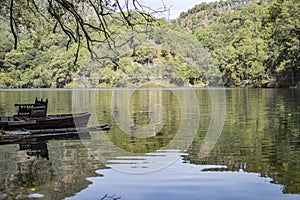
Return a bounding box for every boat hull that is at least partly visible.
[0,112,91,130]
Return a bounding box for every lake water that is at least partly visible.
[0,88,300,200]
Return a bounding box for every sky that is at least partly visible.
[144,0,217,19]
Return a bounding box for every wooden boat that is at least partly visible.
[0,112,91,130]
[0,98,91,131]
[0,125,110,145]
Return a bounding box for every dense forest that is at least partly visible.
[177,0,299,87]
[0,0,299,88]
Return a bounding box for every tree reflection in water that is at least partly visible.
[0,132,106,199]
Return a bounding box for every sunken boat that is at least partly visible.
[0,98,91,131]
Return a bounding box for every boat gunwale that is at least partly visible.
[0,112,91,122]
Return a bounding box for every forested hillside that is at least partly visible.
[177,0,273,33]
[0,13,212,88]
[177,0,300,87]
[0,0,299,88]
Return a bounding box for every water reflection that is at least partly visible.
[70,151,300,200]
[0,88,300,199]
[19,141,49,160]
[0,131,105,199]
[186,88,300,195]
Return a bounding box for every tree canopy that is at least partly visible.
[0,0,167,63]
[0,0,299,88]
[177,0,300,87]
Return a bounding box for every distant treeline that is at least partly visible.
[179,0,258,18]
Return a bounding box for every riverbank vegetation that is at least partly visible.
[0,0,299,88]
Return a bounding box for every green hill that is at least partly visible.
[0,0,299,88]
[176,0,300,87]
[0,13,213,88]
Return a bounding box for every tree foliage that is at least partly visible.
[0,0,299,88]
[264,0,300,73]
[0,0,166,63]
[178,0,299,87]
[0,12,212,88]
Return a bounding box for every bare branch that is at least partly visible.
[47,0,76,50]
[7,0,169,64]
[9,0,18,49]
[101,194,121,200]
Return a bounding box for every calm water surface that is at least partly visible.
[0,88,299,200]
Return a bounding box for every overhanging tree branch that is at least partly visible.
[5,0,169,64]
[9,0,18,50]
